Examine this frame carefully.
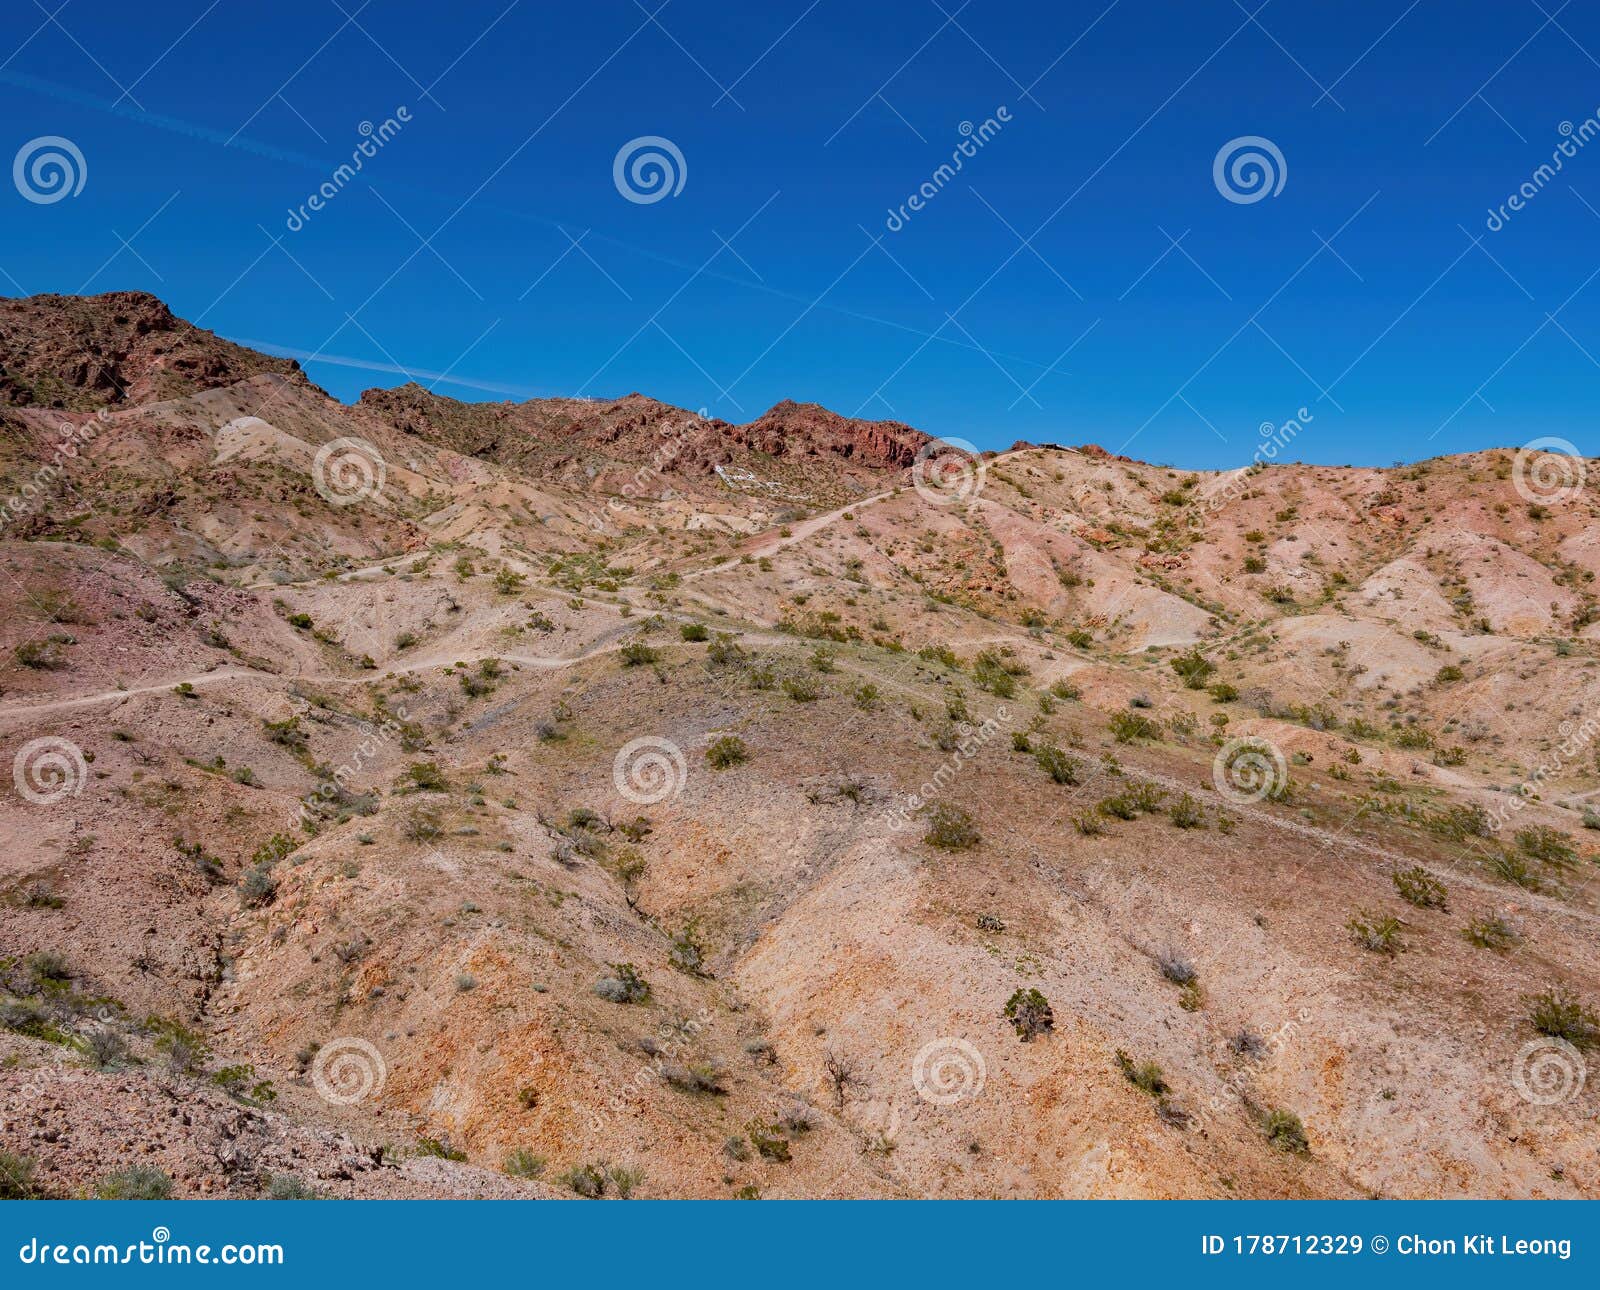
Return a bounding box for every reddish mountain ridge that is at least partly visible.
[0,292,309,411]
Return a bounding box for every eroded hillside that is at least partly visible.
[1,292,1597,1201]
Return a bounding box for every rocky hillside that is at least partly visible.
[1,293,1597,1202]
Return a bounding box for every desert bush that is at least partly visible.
[1072,811,1105,835]
[1168,793,1205,828]
[1527,987,1599,1049]
[83,1026,126,1070]
[1489,850,1536,888]
[782,674,821,702]
[1157,951,1197,986]
[1264,1108,1309,1153]
[265,1174,321,1199]
[852,683,880,710]
[1034,745,1082,785]
[1003,987,1054,1041]
[620,642,658,666]
[680,622,709,642]
[0,1152,38,1199]
[1463,914,1521,950]
[971,651,1017,698]
[1170,648,1214,689]
[1346,910,1401,955]
[238,864,277,906]
[1517,825,1576,868]
[923,802,979,851]
[1392,866,1447,909]
[403,806,443,843]
[1114,1049,1168,1095]
[705,735,748,769]
[503,1149,547,1179]
[593,962,650,1004]
[96,1166,172,1200]
[745,1121,792,1162]
[1109,710,1160,743]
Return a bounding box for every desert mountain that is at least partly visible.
[1,292,1597,1201]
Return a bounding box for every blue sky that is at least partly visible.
[4,0,1600,466]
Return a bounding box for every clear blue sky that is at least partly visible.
[4,0,1599,467]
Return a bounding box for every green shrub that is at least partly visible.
[593,963,650,1004]
[1033,745,1081,785]
[680,623,709,642]
[1463,915,1520,951]
[1517,825,1576,868]
[265,1174,322,1199]
[1114,1049,1167,1095]
[923,802,979,851]
[503,1149,547,1179]
[1265,1109,1309,1153]
[1109,710,1160,743]
[559,1163,608,1198]
[1168,793,1205,828]
[705,735,748,769]
[1489,851,1537,888]
[1527,987,1598,1049]
[1392,866,1447,909]
[1170,648,1214,689]
[1346,910,1401,955]
[745,1121,791,1162]
[621,642,658,666]
[96,1166,173,1199]
[782,674,821,702]
[0,1151,38,1199]
[1003,988,1054,1041]
[852,683,880,710]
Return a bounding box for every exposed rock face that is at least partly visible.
[358,386,929,490]
[730,400,929,469]
[0,291,309,410]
